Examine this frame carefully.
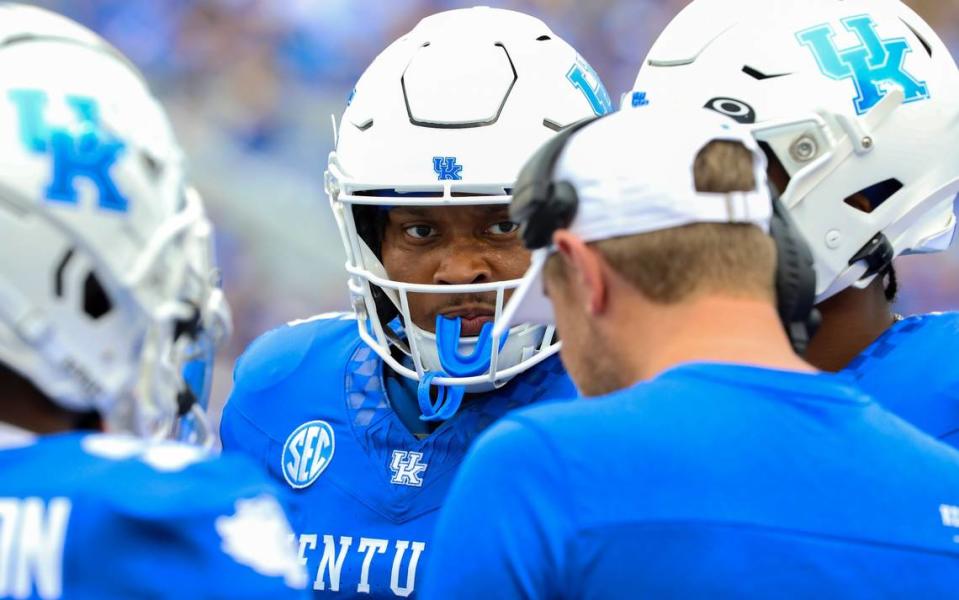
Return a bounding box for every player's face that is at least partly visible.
[381,205,529,336]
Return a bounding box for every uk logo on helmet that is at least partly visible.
[8,89,129,211]
[567,58,613,116]
[433,156,463,181]
[281,420,335,489]
[797,15,930,115]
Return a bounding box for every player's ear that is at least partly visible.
[553,230,608,317]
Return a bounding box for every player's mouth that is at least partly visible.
[440,306,495,337]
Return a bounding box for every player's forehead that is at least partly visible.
[387,204,510,222]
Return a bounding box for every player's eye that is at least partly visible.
[487,221,519,236]
[403,224,438,240]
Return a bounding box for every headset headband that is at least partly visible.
[510,116,603,249]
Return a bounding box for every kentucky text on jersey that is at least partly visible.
[423,363,959,598]
[295,535,425,596]
[0,425,308,599]
[221,313,576,598]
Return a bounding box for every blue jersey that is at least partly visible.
[0,426,308,600]
[843,312,959,447]
[220,313,576,598]
[422,363,959,599]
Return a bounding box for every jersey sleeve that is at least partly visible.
[219,323,303,461]
[220,386,275,469]
[420,416,574,600]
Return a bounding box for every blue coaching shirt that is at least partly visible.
[0,425,308,599]
[843,312,959,448]
[220,313,576,598]
[423,363,959,599]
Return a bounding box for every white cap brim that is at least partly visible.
[493,248,554,338]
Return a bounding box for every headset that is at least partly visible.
[767,183,821,354]
[509,116,821,354]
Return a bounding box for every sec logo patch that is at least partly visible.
[281,420,335,489]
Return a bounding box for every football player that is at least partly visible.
[220,7,611,597]
[0,5,307,597]
[632,0,959,445]
[424,104,959,598]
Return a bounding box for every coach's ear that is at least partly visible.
[553,230,608,317]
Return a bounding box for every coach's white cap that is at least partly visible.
[495,104,774,336]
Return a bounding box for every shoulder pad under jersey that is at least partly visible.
[233,312,359,394]
[75,434,281,516]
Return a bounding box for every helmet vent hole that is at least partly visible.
[54,248,75,298]
[83,272,113,320]
[901,19,933,57]
[543,118,563,131]
[536,35,551,41]
[758,141,792,193]
[843,179,903,214]
[141,152,163,181]
[742,65,791,81]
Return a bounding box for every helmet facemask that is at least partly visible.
[328,159,559,420]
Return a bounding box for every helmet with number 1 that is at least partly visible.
[0,4,231,439]
[633,0,959,301]
[326,7,611,399]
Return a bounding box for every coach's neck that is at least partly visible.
[607,286,816,386]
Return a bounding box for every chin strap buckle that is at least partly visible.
[850,232,894,279]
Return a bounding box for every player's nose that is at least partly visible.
[433,247,492,285]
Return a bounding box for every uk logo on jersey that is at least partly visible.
[215,495,308,589]
[432,156,463,181]
[282,421,335,489]
[942,504,959,529]
[8,89,129,211]
[797,15,930,115]
[389,451,428,487]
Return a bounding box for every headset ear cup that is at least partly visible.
[512,115,605,249]
[769,194,820,354]
[548,181,581,231]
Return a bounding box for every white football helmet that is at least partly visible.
[326,7,611,408]
[633,0,959,301]
[0,4,231,440]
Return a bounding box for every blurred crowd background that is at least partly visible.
[27,0,959,415]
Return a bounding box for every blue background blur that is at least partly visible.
[24,0,959,416]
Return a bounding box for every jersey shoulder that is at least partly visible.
[10,433,284,515]
[844,312,959,441]
[233,312,361,394]
[222,312,365,453]
[0,433,308,596]
[847,312,959,374]
[500,363,871,462]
